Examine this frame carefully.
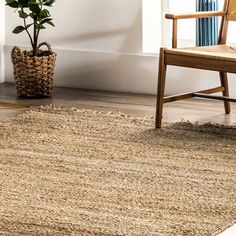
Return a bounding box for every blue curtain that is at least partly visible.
[196,0,219,46]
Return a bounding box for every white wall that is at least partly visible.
[6,0,142,53]
[3,0,236,97]
[5,0,159,94]
[0,0,5,83]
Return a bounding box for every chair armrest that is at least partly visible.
[166,11,226,20]
[167,11,226,48]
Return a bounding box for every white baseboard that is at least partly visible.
[4,45,236,97]
[0,45,4,84]
[4,45,158,95]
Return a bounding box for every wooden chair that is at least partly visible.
[155,0,236,128]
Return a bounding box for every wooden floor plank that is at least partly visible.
[0,83,235,125]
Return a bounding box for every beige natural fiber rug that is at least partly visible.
[0,107,235,236]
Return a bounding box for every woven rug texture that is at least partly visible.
[0,107,235,236]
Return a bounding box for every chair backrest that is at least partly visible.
[218,0,236,43]
[227,0,236,20]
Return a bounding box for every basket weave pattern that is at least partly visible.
[11,42,57,97]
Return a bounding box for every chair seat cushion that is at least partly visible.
[166,44,236,62]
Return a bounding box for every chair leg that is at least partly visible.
[155,48,167,128]
[220,72,231,114]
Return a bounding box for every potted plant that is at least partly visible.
[5,0,56,97]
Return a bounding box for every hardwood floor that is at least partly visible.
[0,82,236,125]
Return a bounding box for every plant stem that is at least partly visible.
[32,16,38,56]
[22,7,34,49]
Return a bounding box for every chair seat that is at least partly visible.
[166,44,236,62]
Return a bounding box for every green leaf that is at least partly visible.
[40,18,52,24]
[40,9,50,19]
[12,25,25,34]
[18,0,30,7]
[29,0,41,4]
[43,0,55,6]
[5,0,19,8]
[6,0,16,3]
[46,21,55,27]
[26,23,33,29]
[40,18,55,27]
[36,24,46,30]
[29,12,34,19]
[18,10,29,18]
[29,2,41,15]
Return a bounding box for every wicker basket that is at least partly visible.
[11,42,57,98]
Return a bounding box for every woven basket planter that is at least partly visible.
[11,42,57,98]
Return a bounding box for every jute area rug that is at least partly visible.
[0,107,235,236]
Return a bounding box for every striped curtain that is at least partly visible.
[196,0,219,46]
